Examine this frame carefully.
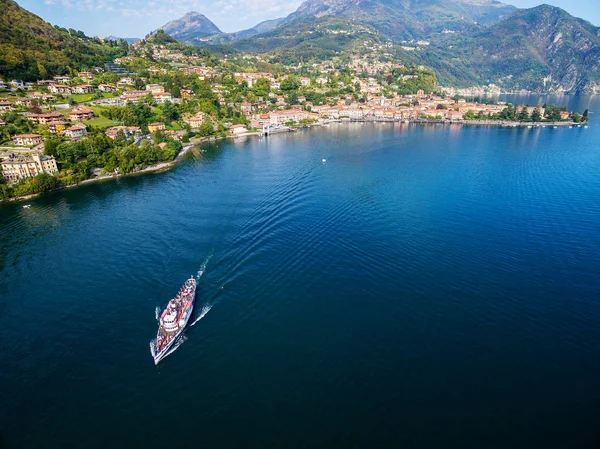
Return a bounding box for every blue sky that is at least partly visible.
[15,0,600,38]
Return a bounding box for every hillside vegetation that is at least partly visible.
[0,0,127,81]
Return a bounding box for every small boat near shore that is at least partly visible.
[150,277,196,365]
[23,204,31,209]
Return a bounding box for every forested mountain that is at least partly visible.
[0,0,127,81]
[416,5,600,92]
[232,16,386,62]
[225,1,599,93]
[280,0,517,40]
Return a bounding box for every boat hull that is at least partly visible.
[151,278,196,365]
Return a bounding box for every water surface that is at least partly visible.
[1,95,600,449]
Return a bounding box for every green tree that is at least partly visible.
[583,109,589,122]
[198,123,213,137]
[518,107,530,122]
[280,76,300,91]
[464,110,476,120]
[33,173,58,193]
[531,107,542,122]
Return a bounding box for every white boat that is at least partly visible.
[151,277,197,365]
[23,205,31,209]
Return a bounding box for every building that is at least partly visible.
[47,119,69,134]
[148,122,166,133]
[117,77,135,87]
[98,84,118,92]
[53,75,71,84]
[69,107,94,122]
[230,124,248,135]
[12,134,44,146]
[71,84,95,94]
[152,92,172,104]
[64,124,88,139]
[145,84,164,93]
[121,90,147,103]
[28,112,65,125]
[105,126,141,139]
[1,153,58,183]
[183,113,206,129]
[48,84,72,94]
[269,110,308,125]
[78,71,94,81]
[0,100,12,111]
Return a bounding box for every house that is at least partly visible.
[145,84,164,93]
[0,119,6,126]
[78,71,94,81]
[230,124,248,135]
[12,134,44,146]
[48,84,72,94]
[269,109,308,125]
[240,102,252,115]
[117,77,135,88]
[98,84,118,92]
[1,153,58,183]
[28,112,65,125]
[121,90,148,103]
[105,126,141,139]
[0,100,12,111]
[71,84,95,94]
[299,77,311,87]
[446,111,465,120]
[14,98,36,108]
[183,113,206,129]
[69,107,94,122]
[148,122,166,133]
[47,119,69,134]
[10,80,25,88]
[53,76,71,84]
[152,92,172,104]
[64,124,88,139]
[180,89,194,99]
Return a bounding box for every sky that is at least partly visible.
[15,0,600,38]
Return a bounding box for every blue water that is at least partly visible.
[1,95,600,449]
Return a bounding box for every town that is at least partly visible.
[0,32,588,200]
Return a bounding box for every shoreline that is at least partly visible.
[1,119,587,204]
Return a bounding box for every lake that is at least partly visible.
[1,95,599,449]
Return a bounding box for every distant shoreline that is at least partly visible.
[1,119,587,204]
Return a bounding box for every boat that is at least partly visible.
[151,277,197,365]
[23,204,31,209]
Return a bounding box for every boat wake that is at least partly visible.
[191,303,212,326]
[196,251,213,281]
[151,252,215,364]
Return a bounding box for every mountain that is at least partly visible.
[280,0,518,40]
[231,15,386,61]
[159,12,222,42]
[188,17,286,46]
[0,0,123,81]
[418,5,600,93]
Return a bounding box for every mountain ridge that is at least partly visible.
[159,11,222,42]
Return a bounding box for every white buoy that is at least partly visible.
[322,158,327,163]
